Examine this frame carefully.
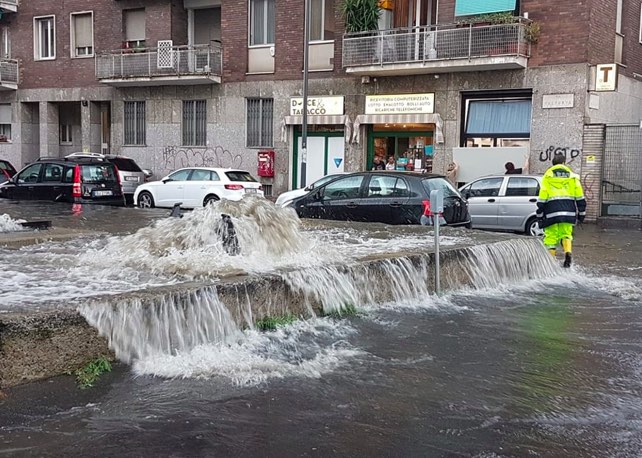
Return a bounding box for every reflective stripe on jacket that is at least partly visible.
[536,164,586,228]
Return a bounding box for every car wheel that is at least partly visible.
[138,191,155,209]
[526,217,543,237]
[203,194,220,206]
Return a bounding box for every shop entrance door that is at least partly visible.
[293,131,345,189]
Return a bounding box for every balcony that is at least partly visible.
[96,44,222,87]
[0,0,18,13]
[0,59,18,90]
[343,20,530,76]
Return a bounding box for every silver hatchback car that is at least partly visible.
[459,175,543,236]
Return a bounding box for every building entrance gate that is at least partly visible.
[602,125,642,218]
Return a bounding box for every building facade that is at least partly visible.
[0,0,640,216]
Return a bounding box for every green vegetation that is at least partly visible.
[457,12,515,25]
[323,303,360,318]
[255,314,298,331]
[75,357,112,389]
[340,0,381,33]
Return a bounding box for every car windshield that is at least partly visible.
[311,174,339,189]
[109,157,142,172]
[81,164,118,183]
[422,178,460,198]
[225,171,257,182]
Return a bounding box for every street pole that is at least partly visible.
[300,0,310,188]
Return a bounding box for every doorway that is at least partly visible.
[292,130,345,189]
[367,124,434,172]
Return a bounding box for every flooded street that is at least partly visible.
[1,200,641,456]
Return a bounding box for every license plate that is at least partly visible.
[125,176,139,182]
[94,190,113,197]
[245,188,258,194]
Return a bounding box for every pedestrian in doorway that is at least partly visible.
[385,156,396,170]
[504,155,530,175]
[446,161,459,187]
[372,155,386,170]
[536,153,586,268]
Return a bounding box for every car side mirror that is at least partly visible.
[162,178,172,184]
[142,169,153,179]
[464,191,471,199]
[313,190,322,201]
[304,185,313,191]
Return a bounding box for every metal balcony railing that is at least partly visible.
[96,43,222,81]
[343,20,530,68]
[0,59,18,87]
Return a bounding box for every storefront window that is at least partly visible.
[369,124,435,172]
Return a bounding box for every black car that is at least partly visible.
[0,159,16,184]
[291,171,470,226]
[0,157,125,205]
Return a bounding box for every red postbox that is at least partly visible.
[257,150,275,177]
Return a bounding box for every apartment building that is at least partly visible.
[0,0,640,217]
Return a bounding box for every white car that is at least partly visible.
[134,167,264,209]
[275,173,345,207]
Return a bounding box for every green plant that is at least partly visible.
[457,12,516,26]
[255,314,298,331]
[524,21,541,44]
[75,356,112,389]
[323,303,359,318]
[340,0,381,33]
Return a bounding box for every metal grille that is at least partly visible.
[0,59,18,85]
[246,98,273,147]
[96,44,222,80]
[156,40,175,69]
[261,184,272,197]
[343,21,529,68]
[182,100,206,146]
[124,101,146,146]
[603,125,641,216]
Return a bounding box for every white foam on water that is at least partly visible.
[132,319,362,387]
[0,213,26,233]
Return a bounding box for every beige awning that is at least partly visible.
[284,115,348,125]
[352,113,445,144]
[281,115,352,143]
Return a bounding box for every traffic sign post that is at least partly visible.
[430,189,444,294]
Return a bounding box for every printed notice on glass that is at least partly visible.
[365,94,435,115]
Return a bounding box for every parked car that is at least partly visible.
[275,173,346,208]
[0,157,125,205]
[459,175,543,236]
[290,171,471,226]
[65,153,148,203]
[0,159,17,184]
[134,167,264,209]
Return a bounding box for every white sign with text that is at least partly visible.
[290,96,344,116]
[365,93,435,115]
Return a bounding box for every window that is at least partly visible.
[323,175,364,200]
[81,164,117,183]
[168,169,192,181]
[367,175,409,198]
[462,95,532,147]
[506,177,539,197]
[310,0,334,41]
[246,98,273,147]
[124,9,146,49]
[17,163,43,184]
[0,104,10,142]
[60,125,72,145]
[182,100,207,146]
[124,101,146,145]
[71,12,93,57]
[225,171,257,182]
[189,169,219,181]
[455,0,517,16]
[42,163,63,182]
[34,16,56,60]
[463,177,504,198]
[249,0,275,45]
[1,27,10,59]
[422,178,460,198]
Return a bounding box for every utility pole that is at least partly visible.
[300,0,310,188]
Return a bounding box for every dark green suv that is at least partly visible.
[0,157,125,206]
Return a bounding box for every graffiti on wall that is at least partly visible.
[538,145,582,164]
[162,146,244,171]
[583,172,599,202]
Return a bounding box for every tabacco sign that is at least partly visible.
[596,64,617,91]
[290,96,344,116]
[365,93,435,115]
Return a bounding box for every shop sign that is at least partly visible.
[365,93,435,115]
[596,64,617,91]
[290,96,344,116]
[542,94,574,109]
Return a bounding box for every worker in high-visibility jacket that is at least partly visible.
[536,153,587,268]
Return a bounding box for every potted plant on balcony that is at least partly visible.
[340,0,380,33]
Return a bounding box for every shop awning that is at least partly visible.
[281,115,353,143]
[352,113,445,144]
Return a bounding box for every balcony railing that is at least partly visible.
[0,59,18,89]
[0,0,18,12]
[96,44,222,85]
[343,20,530,74]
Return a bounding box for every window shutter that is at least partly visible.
[0,104,11,124]
[74,13,93,48]
[125,9,146,42]
[455,0,517,16]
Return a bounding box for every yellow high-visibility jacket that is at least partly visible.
[536,164,586,228]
